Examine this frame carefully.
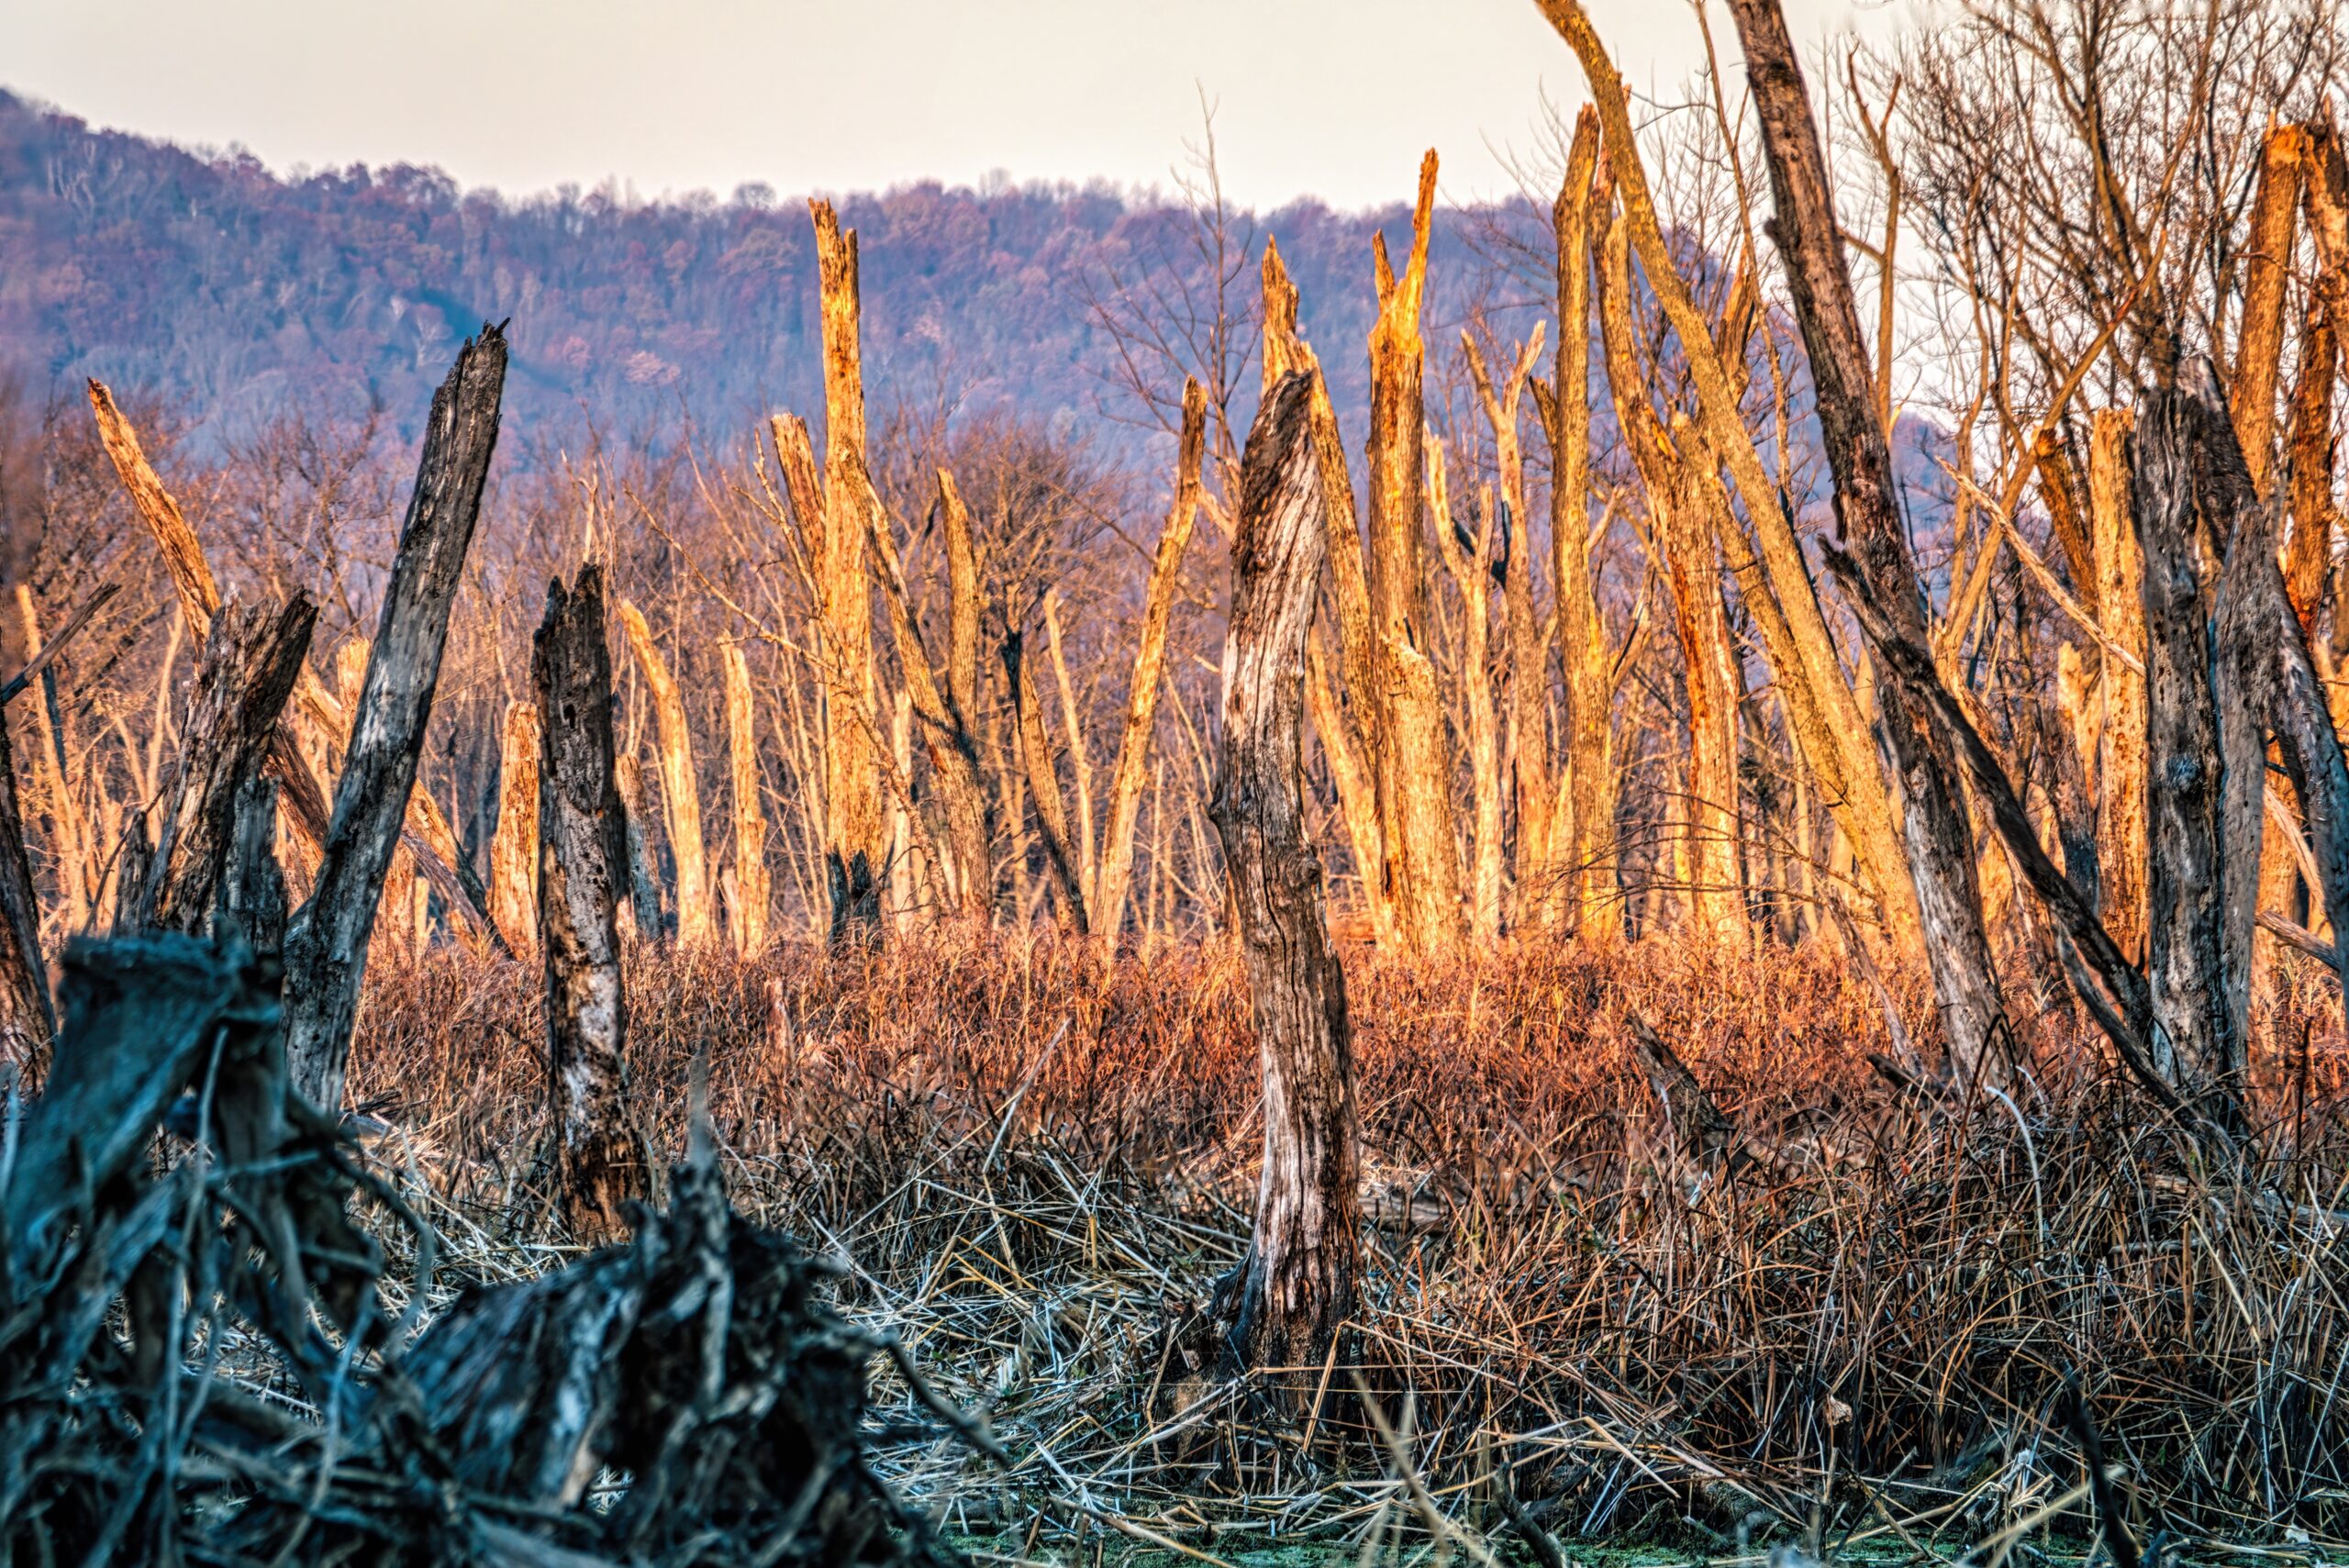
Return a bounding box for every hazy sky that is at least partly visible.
[9,1,1909,211]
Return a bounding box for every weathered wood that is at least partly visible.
[87,379,501,949]
[218,774,288,959]
[1095,379,1204,942]
[2234,124,2309,493]
[1539,0,1918,960]
[1537,110,1620,939]
[1724,0,2008,1086]
[1364,152,1465,953]
[0,712,52,1061]
[613,752,667,940]
[721,642,771,955]
[1464,326,1554,929]
[1206,370,1361,1409]
[2086,410,2152,964]
[2132,368,2266,1131]
[865,467,994,920]
[1429,447,1505,942]
[1262,244,1394,946]
[140,595,317,935]
[811,199,888,941]
[1004,620,1089,932]
[1594,213,1742,943]
[1041,590,1095,905]
[2286,299,2338,626]
[535,566,646,1243]
[618,601,718,951]
[284,325,506,1107]
[487,699,542,960]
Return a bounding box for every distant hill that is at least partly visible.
[0,88,1557,465]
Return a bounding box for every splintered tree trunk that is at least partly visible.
[533,566,646,1243]
[863,462,994,921]
[1364,152,1465,953]
[1095,380,1205,942]
[1724,0,2006,1084]
[618,602,716,951]
[2089,411,2151,964]
[1464,327,1553,929]
[141,595,317,935]
[722,642,771,955]
[2233,124,2309,492]
[87,380,501,950]
[284,326,506,1108]
[0,715,52,1061]
[1429,449,1506,941]
[1004,623,1089,932]
[1262,240,1395,948]
[1042,592,1096,905]
[488,700,542,961]
[14,588,94,929]
[810,200,887,940]
[2286,300,2339,625]
[1594,211,1743,944]
[613,754,666,940]
[2131,373,2266,1131]
[1208,370,1361,1409]
[1542,111,1620,940]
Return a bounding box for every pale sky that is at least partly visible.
[8,0,1909,211]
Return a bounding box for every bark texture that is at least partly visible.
[1207,370,1361,1409]
[0,713,51,1060]
[284,325,506,1107]
[534,567,646,1243]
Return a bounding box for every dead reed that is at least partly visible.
[348,930,2349,1560]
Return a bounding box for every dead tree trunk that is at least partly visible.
[811,200,887,942]
[140,595,317,934]
[1207,370,1361,1410]
[2234,123,2309,492]
[2088,411,2151,963]
[1364,153,1466,953]
[284,326,506,1108]
[1004,619,1089,933]
[618,601,717,951]
[0,712,51,1061]
[1429,446,1507,941]
[534,566,646,1243]
[2132,369,2266,1133]
[1095,379,1205,942]
[1262,247,1396,946]
[1535,111,1620,939]
[87,380,501,951]
[722,642,771,955]
[1724,0,2008,1085]
[488,700,542,961]
[614,753,667,940]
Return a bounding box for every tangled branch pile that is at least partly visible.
[0,933,963,1567]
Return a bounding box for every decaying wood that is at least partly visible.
[284,325,507,1107]
[1095,379,1205,942]
[487,699,542,960]
[1536,110,1621,939]
[1364,151,1466,953]
[2234,123,2309,492]
[0,928,964,1566]
[812,199,888,941]
[722,641,771,954]
[619,600,718,951]
[2286,298,2339,626]
[1004,617,1089,932]
[865,465,994,919]
[614,751,667,940]
[87,378,499,948]
[1205,370,1361,1411]
[139,595,317,934]
[1262,244,1395,946]
[13,586,95,929]
[1429,442,1506,940]
[536,567,647,1243]
[1724,0,2007,1085]
[2088,410,2150,962]
[0,711,52,1060]
[2131,367,2266,1131]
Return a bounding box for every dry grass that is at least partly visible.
[347,929,2349,1562]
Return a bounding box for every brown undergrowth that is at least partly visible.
[348,929,2349,1558]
